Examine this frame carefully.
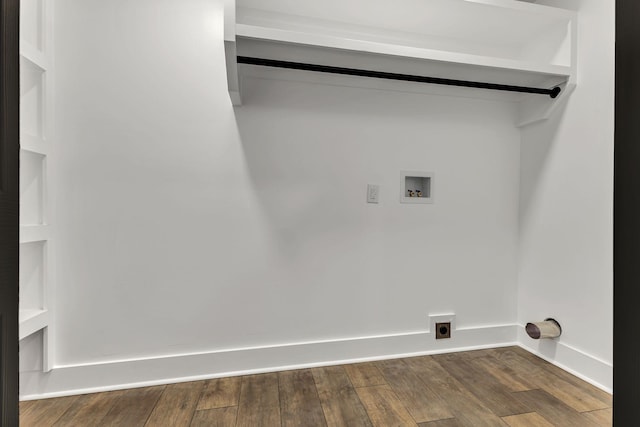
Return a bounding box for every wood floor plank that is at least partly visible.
[433,349,496,361]
[312,366,373,427]
[20,396,79,427]
[190,407,237,427]
[19,347,610,427]
[356,385,417,426]
[433,353,531,417]
[99,386,165,427]
[502,412,554,427]
[236,373,281,427]
[376,358,453,423]
[279,369,327,427]
[344,362,387,388]
[471,355,536,392]
[513,389,600,427]
[495,347,612,406]
[523,348,613,407]
[19,400,35,415]
[418,419,463,427]
[582,408,612,426]
[491,349,610,412]
[52,391,125,426]
[196,376,242,410]
[145,381,204,427]
[403,356,508,426]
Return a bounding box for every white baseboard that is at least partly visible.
[20,324,516,400]
[20,324,613,400]
[516,326,612,393]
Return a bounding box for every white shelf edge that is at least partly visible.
[20,225,50,243]
[224,0,240,105]
[462,0,577,18]
[225,40,241,105]
[236,24,572,78]
[21,136,48,156]
[19,309,49,341]
[20,42,49,71]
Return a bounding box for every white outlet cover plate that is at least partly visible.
[429,313,456,335]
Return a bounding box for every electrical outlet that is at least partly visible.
[429,313,456,340]
[435,322,451,339]
[367,184,380,203]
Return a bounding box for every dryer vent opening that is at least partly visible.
[525,318,562,339]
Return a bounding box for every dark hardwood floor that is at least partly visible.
[19,346,612,426]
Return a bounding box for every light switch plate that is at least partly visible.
[367,184,380,203]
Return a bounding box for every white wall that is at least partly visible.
[517,0,614,390]
[20,0,522,397]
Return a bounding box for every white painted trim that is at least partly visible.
[20,324,517,400]
[21,324,611,400]
[42,0,56,373]
[516,326,612,393]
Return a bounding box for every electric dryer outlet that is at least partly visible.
[429,314,456,340]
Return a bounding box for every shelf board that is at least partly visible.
[19,309,49,340]
[20,42,48,71]
[237,0,575,46]
[20,225,50,243]
[236,24,571,84]
[21,135,48,156]
[227,0,576,125]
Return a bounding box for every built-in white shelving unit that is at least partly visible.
[224,0,576,126]
[19,0,54,372]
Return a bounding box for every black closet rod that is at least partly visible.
[237,56,562,98]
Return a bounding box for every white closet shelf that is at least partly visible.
[19,309,49,340]
[20,0,54,375]
[236,24,572,81]
[224,0,577,125]
[21,138,48,156]
[20,225,50,243]
[235,26,570,93]
[20,42,48,71]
